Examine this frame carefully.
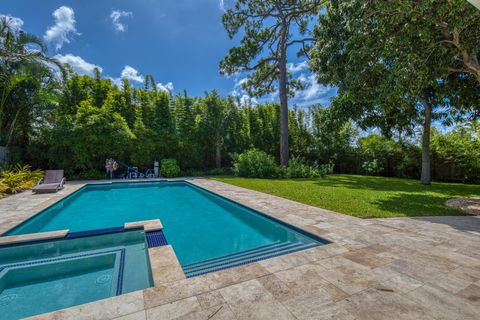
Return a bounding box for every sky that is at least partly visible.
[0,0,337,107]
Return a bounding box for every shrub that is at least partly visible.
[161,159,180,177]
[287,156,321,178]
[285,157,333,178]
[0,164,44,194]
[318,162,335,177]
[361,159,384,175]
[232,149,279,178]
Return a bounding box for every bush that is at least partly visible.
[286,157,333,178]
[318,162,335,176]
[286,156,320,178]
[361,159,384,175]
[0,164,44,194]
[161,159,180,177]
[232,149,279,178]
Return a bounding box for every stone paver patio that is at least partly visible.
[1,178,479,319]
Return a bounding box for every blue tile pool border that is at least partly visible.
[184,242,319,278]
[145,230,168,248]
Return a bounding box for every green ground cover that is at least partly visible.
[213,174,480,218]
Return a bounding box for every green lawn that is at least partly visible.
[212,174,480,218]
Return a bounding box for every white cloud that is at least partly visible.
[109,66,174,92]
[44,6,79,50]
[121,65,143,82]
[287,61,309,73]
[54,54,102,76]
[292,73,337,107]
[110,10,132,32]
[230,76,258,105]
[157,82,174,93]
[0,14,24,31]
[229,69,336,108]
[219,0,226,11]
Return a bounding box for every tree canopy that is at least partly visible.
[310,0,480,184]
[220,0,325,166]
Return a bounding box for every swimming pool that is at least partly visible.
[0,230,152,319]
[5,181,328,275]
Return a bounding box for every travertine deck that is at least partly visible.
[1,178,479,320]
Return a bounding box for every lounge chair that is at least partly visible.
[33,170,65,193]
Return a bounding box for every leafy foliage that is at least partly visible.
[161,159,180,178]
[1,10,478,185]
[232,148,279,178]
[0,164,43,194]
[221,0,325,165]
[310,0,480,184]
[286,156,321,178]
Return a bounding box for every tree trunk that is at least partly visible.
[278,31,289,167]
[420,99,432,185]
[215,131,221,168]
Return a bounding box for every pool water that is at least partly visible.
[0,231,152,319]
[6,181,327,266]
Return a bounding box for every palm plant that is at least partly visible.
[0,16,63,146]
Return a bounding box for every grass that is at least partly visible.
[212,174,480,218]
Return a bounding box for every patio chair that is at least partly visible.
[32,170,65,193]
[145,169,156,178]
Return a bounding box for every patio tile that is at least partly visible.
[343,287,436,320]
[27,291,145,320]
[145,296,201,320]
[258,250,311,273]
[143,276,216,309]
[405,284,480,320]
[342,247,394,268]
[196,290,225,309]
[374,273,423,294]
[114,311,146,320]
[219,279,295,320]
[174,304,236,320]
[456,284,480,306]
[207,263,270,289]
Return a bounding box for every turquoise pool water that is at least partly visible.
[0,230,152,319]
[6,181,326,266]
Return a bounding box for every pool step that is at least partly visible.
[182,241,319,278]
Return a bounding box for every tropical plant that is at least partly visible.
[0,164,43,194]
[0,16,63,147]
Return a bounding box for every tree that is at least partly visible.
[310,0,480,184]
[0,16,62,147]
[196,91,226,168]
[220,0,325,166]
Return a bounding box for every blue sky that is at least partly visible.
[0,0,336,107]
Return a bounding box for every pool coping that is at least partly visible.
[2,178,337,319]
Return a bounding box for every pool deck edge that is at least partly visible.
[0,229,69,246]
